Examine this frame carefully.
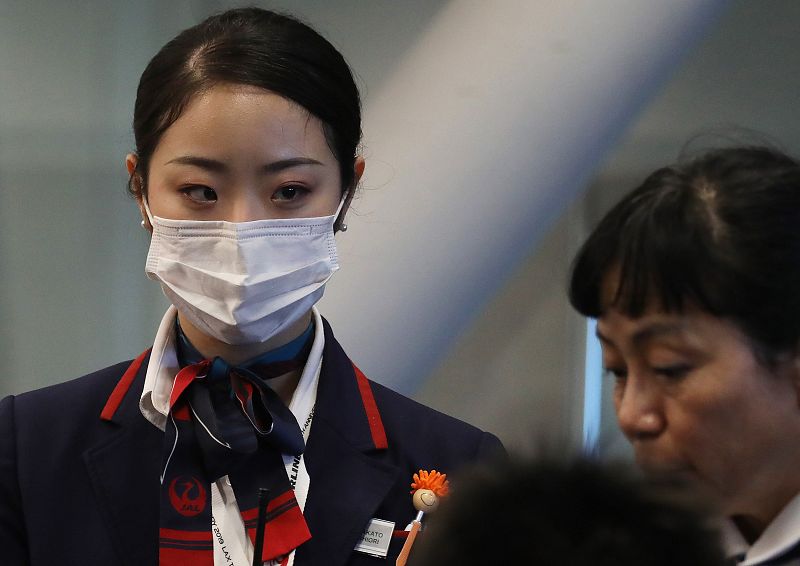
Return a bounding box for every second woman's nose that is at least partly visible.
[615,375,666,441]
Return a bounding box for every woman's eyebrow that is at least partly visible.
[164,155,228,172]
[596,321,686,347]
[631,322,686,347]
[163,155,323,173]
[263,157,323,173]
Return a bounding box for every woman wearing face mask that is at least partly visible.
[0,8,502,566]
[569,145,800,565]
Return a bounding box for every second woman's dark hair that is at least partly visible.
[129,7,361,195]
[569,146,800,362]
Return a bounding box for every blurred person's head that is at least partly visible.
[411,457,726,566]
[569,146,800,540]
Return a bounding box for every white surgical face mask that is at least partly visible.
[142,198,344,344]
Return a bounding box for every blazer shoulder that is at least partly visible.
[368,379,504,462]
[7,359,134,431]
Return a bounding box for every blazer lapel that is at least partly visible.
[84,353,162,566]
[296,319,401,566]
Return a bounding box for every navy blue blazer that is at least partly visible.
[0,319,503,565]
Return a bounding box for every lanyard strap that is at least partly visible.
[211,361,320,566]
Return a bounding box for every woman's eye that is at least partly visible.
[272,184,309,202]
[181,186,218,203]
[653,365,691,380]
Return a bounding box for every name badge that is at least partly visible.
[354,518,395,558]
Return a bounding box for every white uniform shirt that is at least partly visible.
[722,493,800,565]
[140,305,324,566]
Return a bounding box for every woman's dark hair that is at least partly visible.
[569,146,800,362]
[129,7,361,196]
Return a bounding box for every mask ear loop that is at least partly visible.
[334,191,350,232]
[140,196,156,229]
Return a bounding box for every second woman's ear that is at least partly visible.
[126,153,152,233]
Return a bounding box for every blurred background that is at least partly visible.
[2,0,798,459]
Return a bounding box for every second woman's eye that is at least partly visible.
[272,184,309,202]
[181,185,218,203]
[653,364,692,380]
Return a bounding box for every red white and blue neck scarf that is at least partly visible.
[158,323,314,566]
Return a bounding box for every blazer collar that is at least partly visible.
[314,317,388,452]
[298,319,401,566]
[88,351,162,566]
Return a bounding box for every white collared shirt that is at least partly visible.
[140,305,324,566]
[722,493,800,565]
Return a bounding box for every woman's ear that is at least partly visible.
[335,157,365,232]
[125,153,138,178]
[354,156,365,185]
[126,153,152,233]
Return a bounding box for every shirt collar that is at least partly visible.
[140,306,325,432]
[722,492,800,565]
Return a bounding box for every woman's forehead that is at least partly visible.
[597,308,687,342]
[152,85,336,167]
